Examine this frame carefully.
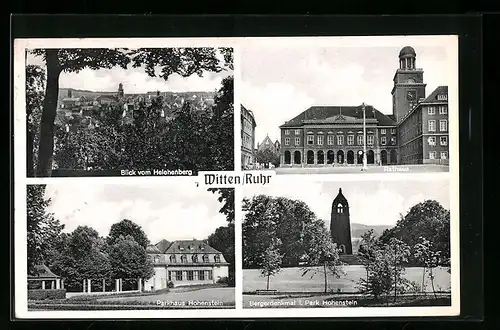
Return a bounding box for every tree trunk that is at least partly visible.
[430,268,437,298]
[266,274,270,291]
[421,266,426,293]
[36,49,61,177]
[323,262,328,293]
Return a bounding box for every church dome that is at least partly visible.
[399,46,416,58]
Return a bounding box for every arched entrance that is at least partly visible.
[347,150,354,164]
[367,150,375,164]
[381,150,388,165]
[306,150,314,164]
[326,150,335,164]
[317,150,325,164]
[357,150,364,164]
[284,151,291,164]
[339,244,346,254]
[390,149,398,164]
[337,150,344,164]
[293,151,301,165]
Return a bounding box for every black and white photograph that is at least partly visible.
[23,182,235,312]
[242,176,456,310]
[25,45,234,177]
[241,36,457,174]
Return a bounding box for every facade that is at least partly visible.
[144,239,229,291]
[241,105,257,169]
[278,46,450,167]
[330,189,353,255]
[255,134,281,167]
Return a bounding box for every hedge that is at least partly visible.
[28,289,66,300]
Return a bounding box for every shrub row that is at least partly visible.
[28,289,66,300]
[66,289,169,301]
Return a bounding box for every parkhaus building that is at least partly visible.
[278,46,450,167]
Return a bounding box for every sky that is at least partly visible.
[242,176,450,228]
[241,36,456,144]
[42,182,229,244]
[26,49,232,94]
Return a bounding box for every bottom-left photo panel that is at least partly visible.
[23,183,235,311]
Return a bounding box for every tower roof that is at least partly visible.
[399,46,416,58]
[332,188,349,207]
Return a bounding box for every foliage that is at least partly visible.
[259,238,283,291]
[107,219,150,249]
[207,188,235,224]
[414,236,443,297]
[27,185,64,275]
[167,281,174,289]
[256,148,279,168]
[28,289,66,300]
[26,65,46,176]
[30,47,233,177]
[108,235,155,282]
[207,223,235,267]
[379,200,450,265]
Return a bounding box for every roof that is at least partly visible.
[62,98,82,102]
[241,105,257,127]
[399,46,416,58]
[332,188,349,207]
[421,86,448,104]
[164,240,222,254]
[146,245,161,253]
[96,95,119,101]
[28,264,60,279]
[155,239,171,253]
[280,105,396,128]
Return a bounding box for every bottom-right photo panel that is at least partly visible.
[242,175,454,309]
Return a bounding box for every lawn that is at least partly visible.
[243,265,451,293]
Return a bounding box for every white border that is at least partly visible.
[14,36,459,319]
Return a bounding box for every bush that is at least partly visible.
[28,289,66,300]
[216,277,228,284]
[167,281,174,288]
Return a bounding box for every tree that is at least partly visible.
[26,184,64,275]
[386,238,411,301]
[108,235,154,290]
[357,248,393,301]
[358,229,378,281]
[107,219,150,249]
[256,148,279,168]
[30,47,233,176]
[414,236,443,297]
[379,200,450,265]
[300,220,346,293]
[207,223,235,283]
[208,188,235,224]
[26,65,46,176]
[259,238,283,291]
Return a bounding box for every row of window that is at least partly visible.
[284,135,397,146]
[152,254,222,264]
[284,128,397,136]
[429,119,448,132]
[428,136,448,146]
[167,270,214,281]
[430,151,448,160]
[427,105,448,115]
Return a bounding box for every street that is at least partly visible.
[274,164,449,174]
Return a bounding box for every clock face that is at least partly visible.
[407,90,417,101]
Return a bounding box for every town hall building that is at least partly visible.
[279,46,450,167]
[144,239,229,291]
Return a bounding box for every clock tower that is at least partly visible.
[391,46,427,123]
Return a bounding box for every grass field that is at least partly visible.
[243,266,451,293]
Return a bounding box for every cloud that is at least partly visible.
[44,183,228,244]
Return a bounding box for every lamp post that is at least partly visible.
[362,102,368,171]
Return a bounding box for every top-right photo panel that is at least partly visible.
[240,36,458,174]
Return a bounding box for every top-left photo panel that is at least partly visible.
[21,42,234,177]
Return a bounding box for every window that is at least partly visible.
[440,136,448,146]
[327,135,334,145]
[347,135,354,145]
[391,137,397,145]
[187,270,194,280]
[429,151,436,159]
[357,135,364,146]
[439,120,448,132]
[295,137,300,146]
[208,270,213,280]
[284,129,290,135]
[437,94,448,101]
[285,137,290,146]
[168,271,172,281]
[439,106,448,114]
[317,136,324,145]
[381,129,386,135]
[428,136,436,146]
[337,135,344,145]
[294,129,300,135]
[169,255,177,263]
[307,135,314,145]
[441,152,448,159]
[192,255,198,263]
[337,203,343,213]
[202,254,209,263]
[181,255,187,263]
[198,270,205,280]
[391,128,397,134]
[428,106,436,115]
[367,135,374,145]
[381,137,387,145]
[428,120,436,132]
[175,271,183,281]
[214,254,221,263]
